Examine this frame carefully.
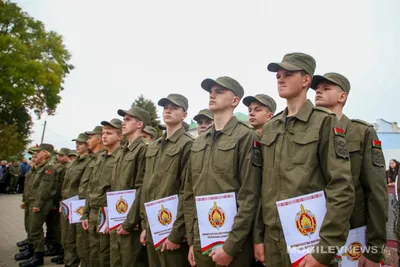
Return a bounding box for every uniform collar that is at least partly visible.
[104,147,119,158]
[78,154,90,161]
[91,149,104,158]
[36,159,50,169]
[206,116,238,137]
[278,99,314,123]
[127,136,144,151]
[159,126,185,144]
[340,114,350,133]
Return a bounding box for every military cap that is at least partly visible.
[182,121,189,132]
[31,143,54,154]
[201,76,244,99]
[101,118,122,129]
[193,109,214,122]
[85,126,103,136]
[72,133,89,143]
[267,52,316,76]
[27,146,37,155]
[56,147,71,156]
[242,94,277,113]
[158,94,189,112]
[143,126,158,139]
[311,72,351,94]
[117,106,150,126]
[158,124,166,131]
[68,150,79,157]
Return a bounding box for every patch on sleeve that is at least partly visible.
[372,148,385,167]
[334,137,349,159]
[372,140,382,149]
[333,127,345,137]
[252,141,262,168]
[45,169,53,175]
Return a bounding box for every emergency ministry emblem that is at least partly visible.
[342,242,363,261]
[208,201,225,229]
[75,206,85,216]
[295,204,317,237]
[115,196,129,214]
[157,204,172,226]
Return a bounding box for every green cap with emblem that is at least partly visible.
[72,133,89,143]
[101,118,122,129]
[311,72,351,94]
[143,126,158,139]
[193,109,214,122]
[31,143,54,154]
[267,52,316,76]
[27,146,37,155]
[158,94,189,112]
[158,124,166,131]
[201,76,244,99]
[85,126,103,135]
[242,94,277,113]
[117,106,151,126]
[68,150,79,157]
[56,147,71,156]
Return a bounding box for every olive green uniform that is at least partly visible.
[141,126,193,267]
[254,100,354,266]
[9,164,22,191]
[340,115,387,263]
[83,149,117,267]
[22,167,36,239]
[62,154,91,267]
[28,159,58,253]
[77,150,103,267]
[184,117,262,267]
[110,137,148,267]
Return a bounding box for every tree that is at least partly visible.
[131,95,162,138]
[0,124,25,161]
[0,0,74,156]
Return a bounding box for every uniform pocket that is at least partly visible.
[214,140,236,172]
[291,130,319,165]
[347,141,361,153]
[190,142,207,172]
[145,148,159,173]
[163,147,181,173]
[261,133,279,167]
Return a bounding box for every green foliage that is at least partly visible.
[131,95,162,138]
[0,124,25,160]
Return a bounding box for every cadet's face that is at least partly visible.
[87,134,101,150]
[276,69,308,99]
[315,82,344,108]
[209,85,239,112]
[122,115,141,136]
[142,132,154,141]
[69,155,77,161]
[196,118,213,135]
[76,141,89,154]
[102,126,121,147]
[248,102,273,129]
[57,154,69,163]
[35,150,47,164]
[163,104,187,126]
[31,153,37,165]
[390,160,397,169]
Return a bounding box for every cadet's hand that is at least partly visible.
[104,226,109,234]
[254,243,265,264]
[188,245,196,267]
[161,238,180,252]
[117,225,130,235]
[357,256,379,267]
[299,254,327,267]
[20,203,25,209]
[33,207,40,212]
[58,206,62,213]
[81,219,89,230]
[140,230,147,246]
[209,247,232,266]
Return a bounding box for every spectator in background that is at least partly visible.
[386,159,399,184]
[8,161,21,194]
[0,160,9,194]
[18,158,31,193]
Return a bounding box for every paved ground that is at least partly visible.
[0,194,58,267]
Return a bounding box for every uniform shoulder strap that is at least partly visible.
[351,119,372,127]
[313,106,336,115]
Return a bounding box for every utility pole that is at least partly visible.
[40,120,47,144]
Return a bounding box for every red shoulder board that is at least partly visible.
[253,141,261,149]
[45,169,53,175]
[333,127,345,137]
[372,140,382,149]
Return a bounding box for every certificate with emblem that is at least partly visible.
[195,192,237,254]
[335,226,366,267]
[106,189,136,231]
[144,194,178,250]
[276,191,327,266]
[97,207,108,233]
[69,199,86,224]
[60,195,79,222]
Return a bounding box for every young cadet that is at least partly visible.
[82,119,122,267]
[242,94,276,136]
[68,150,79,161]
[140,94,193,267]
[253,53,354,267]
[77,126,104,267]
[143,126,158,143]
[313,72,388,266]
[184,77,262,267]
[193,109,214,136]
[62,133,91,267]
[19,144,58,267]
[110,106,150,267]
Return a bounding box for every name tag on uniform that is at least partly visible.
[195,192,237,254]
[144,195,178,250]
[276,191,326,266]
[69,199,86,224]
[61,195,79,221]
[106,189,136,231]
[97,207,109,233]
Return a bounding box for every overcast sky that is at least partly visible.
[14,0,400,150]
